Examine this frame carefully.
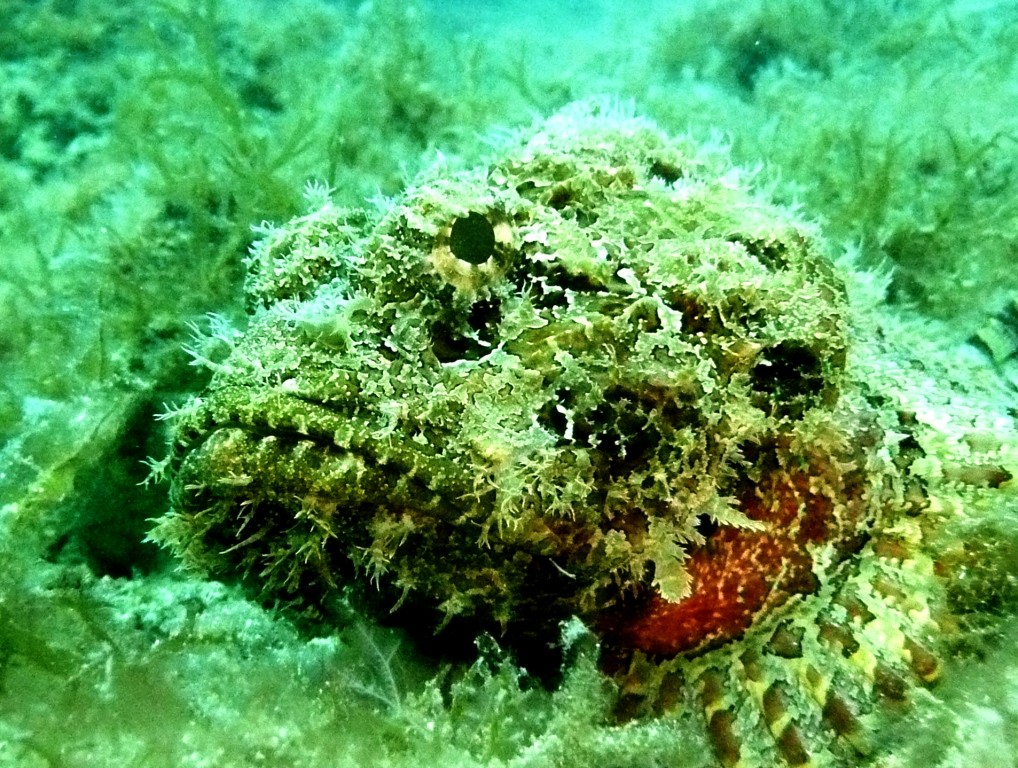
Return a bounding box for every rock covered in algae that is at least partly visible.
[152,101,1018,766]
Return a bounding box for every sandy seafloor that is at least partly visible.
[3,0,1018,765]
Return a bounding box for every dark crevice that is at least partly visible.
[648,158,682,184]
[750,342,826,418]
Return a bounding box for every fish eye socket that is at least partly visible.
[429,209,516,294]
[449,211,496,265]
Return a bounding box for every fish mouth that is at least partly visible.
[162,379,605,644]
[163,381,476,598]
[172,379,472,506]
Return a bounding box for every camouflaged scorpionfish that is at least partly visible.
[153,101,1018,767]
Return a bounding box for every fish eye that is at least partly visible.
[449,211,496,265]
[429,209,516,294]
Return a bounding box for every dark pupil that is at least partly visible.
[449,212,496,265]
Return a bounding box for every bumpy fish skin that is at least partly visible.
[153,101,1018,767]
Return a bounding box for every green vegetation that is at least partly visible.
[643,0,1018,336]
[3,0,1018,766]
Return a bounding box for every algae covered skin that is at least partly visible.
[153,102,1018,766]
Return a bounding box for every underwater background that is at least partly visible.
[3,0,1018,765]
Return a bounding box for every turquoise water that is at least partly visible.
[2,1,1018,766]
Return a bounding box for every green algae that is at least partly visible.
[3,1,1018,767]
